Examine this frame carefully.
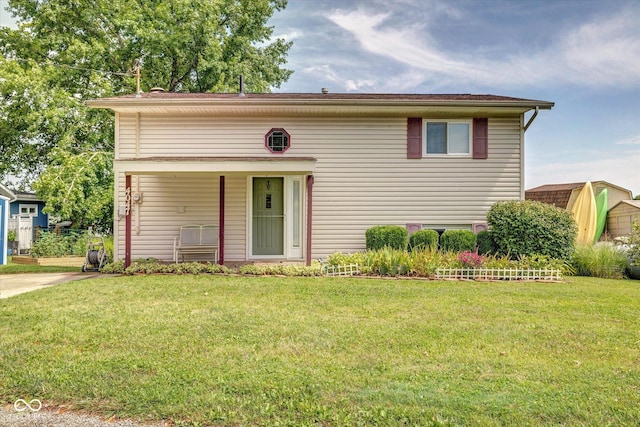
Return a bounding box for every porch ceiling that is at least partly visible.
[114,156,317,175]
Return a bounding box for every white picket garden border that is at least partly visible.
[436,267,562,281]
[323,263,361,277]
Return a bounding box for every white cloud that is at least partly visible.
[615,135,640,145]
[303,64,344,84]
[324,6,640,89]
[559,11,640,87]
[344,78,376,91]
[274,30,303,41]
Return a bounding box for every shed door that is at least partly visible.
[252,177,284,256]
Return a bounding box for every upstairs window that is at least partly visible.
[425,121,471,155]
[265,128,290,153]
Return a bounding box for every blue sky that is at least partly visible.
[268,0,640,196]
[1,0,638,195]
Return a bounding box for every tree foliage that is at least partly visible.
[0,0,292,229]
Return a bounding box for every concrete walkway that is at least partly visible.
[0,272,102,299]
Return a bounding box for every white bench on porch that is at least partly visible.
[173,225,219,264]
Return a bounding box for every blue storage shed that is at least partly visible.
[9,192,49,231]
[1,194,8,265]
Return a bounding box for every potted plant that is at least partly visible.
[7,229,18,255]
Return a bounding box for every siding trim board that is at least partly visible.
[115,157,316,174]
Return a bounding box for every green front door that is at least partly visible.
[252,177,284,256]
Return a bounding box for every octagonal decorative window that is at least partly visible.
[265,128,290,153]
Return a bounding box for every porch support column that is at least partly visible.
[125,174,132,268]
[219,176,225,265]
[306,175,314,266]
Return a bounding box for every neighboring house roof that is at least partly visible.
[87,92,554,115]
[0,183,16,202]
[0,186,44,204]
[525,183,583,209]
[610,200,640,210]
[12,191,42,202]
[525,181,633,210]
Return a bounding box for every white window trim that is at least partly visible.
[19,203,38,217]
[423,120,472,157]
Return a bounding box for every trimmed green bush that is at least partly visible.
[365,225,408,251]
[440,230,476,252]
[409,229,439,251]
[487,200,577,260]
[476,230,495,255]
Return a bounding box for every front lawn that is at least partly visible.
[0,275,638,426]
[0,257,81,274]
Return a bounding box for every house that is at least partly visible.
[87,92,553,266]
[525,181,632,211]
[0,184,49,254]
[607,200,640,238]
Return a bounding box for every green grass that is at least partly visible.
[0,257,81,274]
[1,275,639,426]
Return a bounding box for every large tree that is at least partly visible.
[0,0,292,229]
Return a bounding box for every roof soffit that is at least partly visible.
[87,95,553,116]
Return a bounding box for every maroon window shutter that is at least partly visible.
[473,118,488,159]
[407,117,422,159]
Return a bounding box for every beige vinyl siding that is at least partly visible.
[113,173,246,262]
[132,175,218,260]
[305,117,521,257]
[223,175,247,262]
[607,202,640,237]
[117,114,138,159]
[115,114,522,261]
[115,174,219,261]
[595,185,633,211]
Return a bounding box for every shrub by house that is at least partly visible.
[486,200,577,260]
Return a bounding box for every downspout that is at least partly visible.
[219,176,225,265]
[306,175,314,266]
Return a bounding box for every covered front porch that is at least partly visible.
[116,157,316,267]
